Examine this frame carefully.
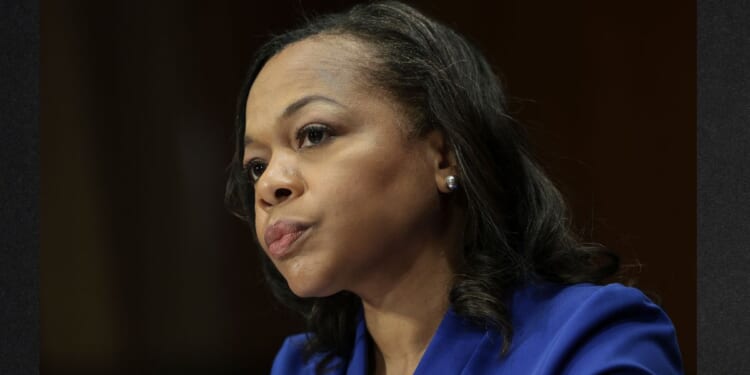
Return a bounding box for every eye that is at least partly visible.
[244,159,267,183]
[297,124,332,148]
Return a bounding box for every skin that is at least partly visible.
[244,35,464,375]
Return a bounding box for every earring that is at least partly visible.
[445,175,459,192]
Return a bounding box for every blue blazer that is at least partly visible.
[271,283,684,374]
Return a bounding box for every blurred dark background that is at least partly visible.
[41,0,695,373]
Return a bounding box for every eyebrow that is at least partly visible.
[244,94,345,147]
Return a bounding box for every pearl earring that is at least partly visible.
[445,175,459,192]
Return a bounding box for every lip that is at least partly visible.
[264,220,312,258]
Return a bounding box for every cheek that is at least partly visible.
[323,153,404,209]
[316,144,437,247]
[254,207,269,245]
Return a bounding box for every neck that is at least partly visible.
[358,246,454,375]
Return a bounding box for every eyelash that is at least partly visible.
[244,159,267,184]
[243,123,334,183]
[296,123,332,148]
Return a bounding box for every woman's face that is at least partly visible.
[243,36,449,298]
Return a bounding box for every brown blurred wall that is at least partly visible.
[41,1,696,373]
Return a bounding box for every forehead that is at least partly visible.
[245,36,372,123]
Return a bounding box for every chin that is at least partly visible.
[283,270,342,298]
[287,281,340,298]
[275,253,344,298]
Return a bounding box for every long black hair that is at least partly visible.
[225,1,619,373]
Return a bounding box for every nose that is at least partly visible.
[255,154,304,210]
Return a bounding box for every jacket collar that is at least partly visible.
[345,307,490,374]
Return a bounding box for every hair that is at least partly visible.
[225,1,619,373]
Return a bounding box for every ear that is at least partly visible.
[424,129,459,193]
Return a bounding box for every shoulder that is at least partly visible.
[512,282,657,326]
[494,282,684,374]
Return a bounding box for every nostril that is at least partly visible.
[274,188,292,200]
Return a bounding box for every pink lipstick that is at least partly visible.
[264,220,310,258]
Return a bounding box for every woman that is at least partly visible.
[225,1,683,374]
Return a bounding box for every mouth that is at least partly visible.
[264,220,312,259]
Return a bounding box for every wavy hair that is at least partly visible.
[225,1,619,373]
